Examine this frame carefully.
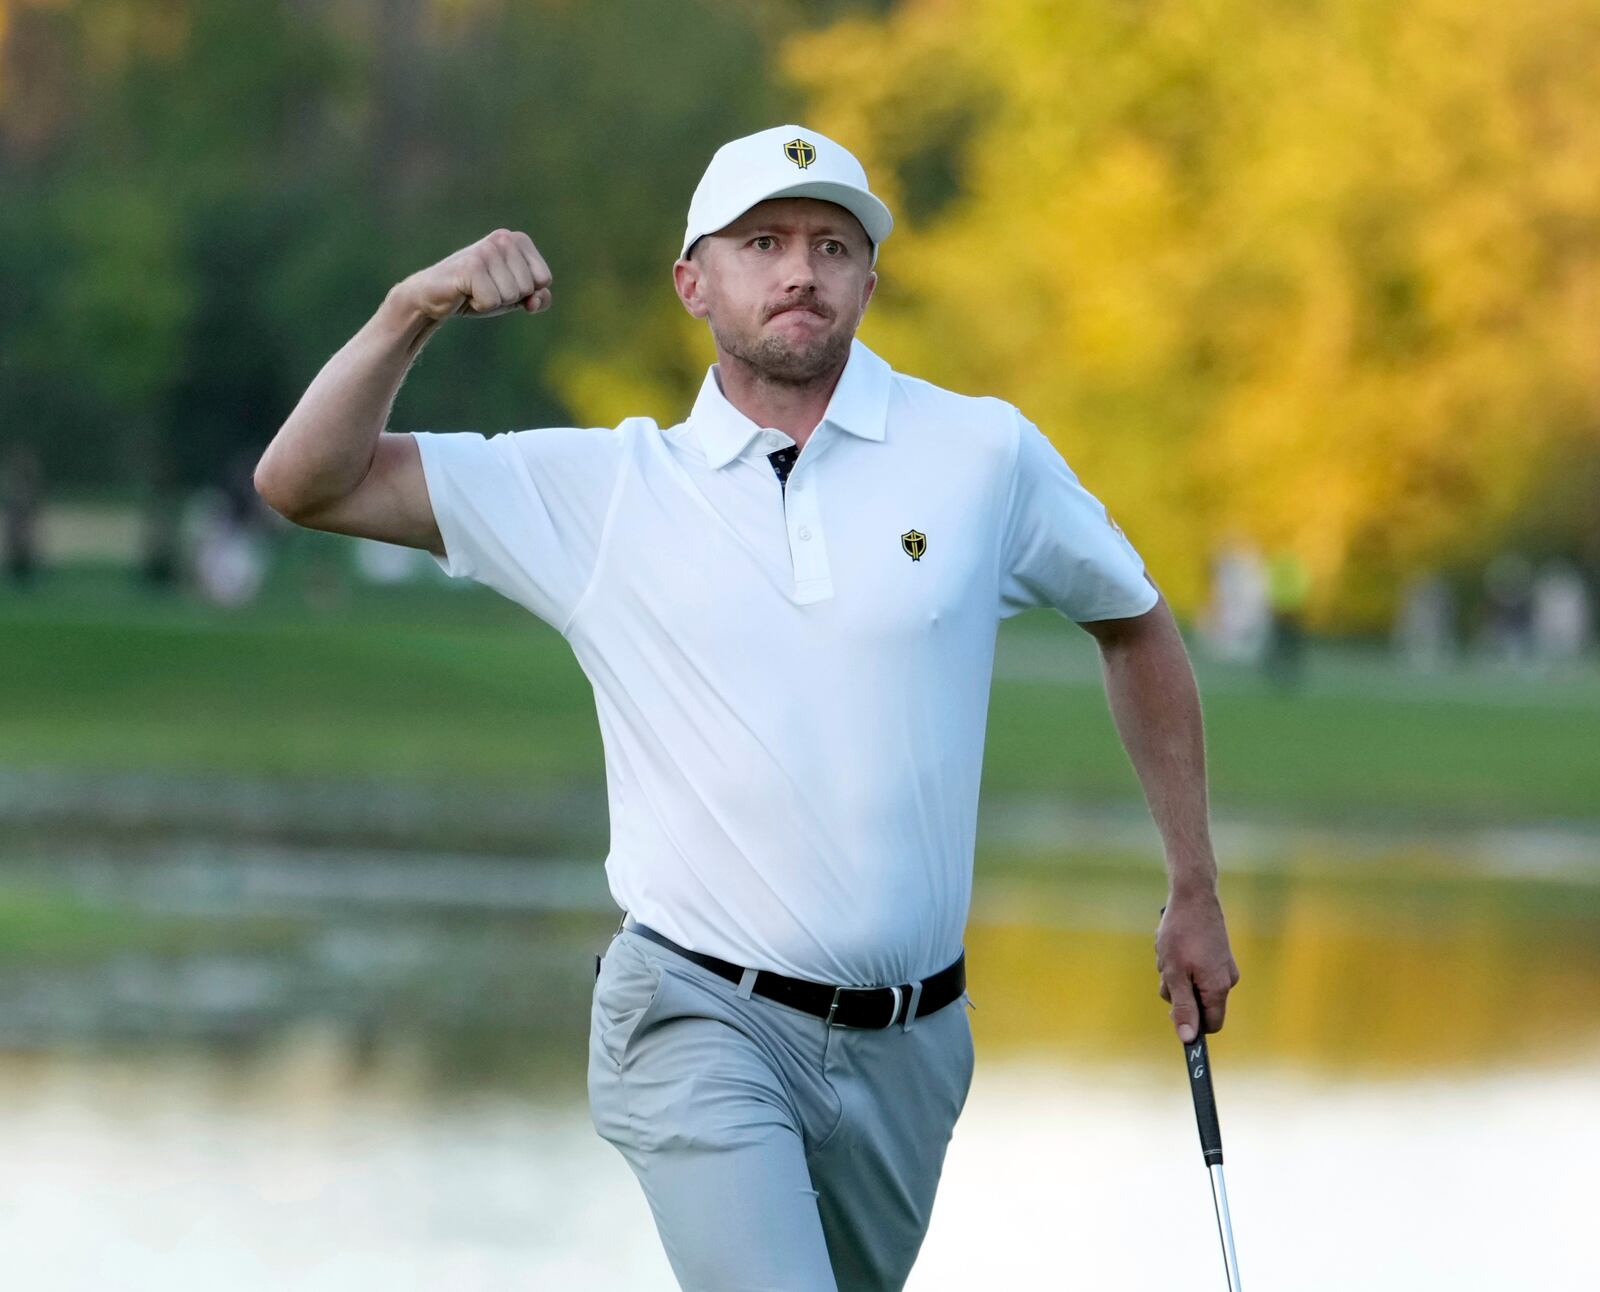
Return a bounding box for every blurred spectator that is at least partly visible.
[1,443,45,587]
[182,453,271,607]
[353,537,434,585]
[1264,549,1311,689]
[1202,537,1270,664]
[1531,561,1592,664]
[1394,570,1458,671]
[1482,553,1536,665]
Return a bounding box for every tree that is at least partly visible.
[0,0,870,491]
[561,0,1600,626]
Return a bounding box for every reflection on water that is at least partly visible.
[2,1042,1596,1290]
[967,853,1600,1073]
[0,1043,672,1291]
[925,1058,1600,1291]
[1,836,1598,1288]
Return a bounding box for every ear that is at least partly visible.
[859,269,877,314]
[673,256,710,319]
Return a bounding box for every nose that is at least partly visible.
[778,241,818,292]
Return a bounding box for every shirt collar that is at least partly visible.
[689,337,892,469]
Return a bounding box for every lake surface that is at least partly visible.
[1,835,1597,1289]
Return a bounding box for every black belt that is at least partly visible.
[606,914,966,1030]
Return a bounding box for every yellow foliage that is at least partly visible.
[554,0,1600,627]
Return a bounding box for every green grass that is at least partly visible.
[0,883,306,964]
[3,560,1598,827]
[985,626,1600,827]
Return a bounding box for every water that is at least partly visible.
[1,837,1597,1289]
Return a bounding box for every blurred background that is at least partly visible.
[1,0,1597,1287]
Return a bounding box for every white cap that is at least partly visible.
[681,124,894,267]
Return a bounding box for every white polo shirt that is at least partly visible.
[412,338,1157,986]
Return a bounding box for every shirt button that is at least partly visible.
[764,431,784,448]
[798,526,812,541]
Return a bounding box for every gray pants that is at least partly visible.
[588,923,976,1291]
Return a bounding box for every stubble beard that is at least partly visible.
[713,314,854,388]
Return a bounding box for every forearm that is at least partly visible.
[1085,598,1238,1037]
[254,286,439,517]
[1096,604,1216,896]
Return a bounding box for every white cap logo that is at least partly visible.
[784,138,818,169]
[681,124,894,266]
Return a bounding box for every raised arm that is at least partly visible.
[253,229,553,552]
[1078,592,1240,1043]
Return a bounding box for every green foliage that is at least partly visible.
[8,0,1598,628]
[0,0,855,485]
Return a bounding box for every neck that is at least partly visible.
[713,347,849,451]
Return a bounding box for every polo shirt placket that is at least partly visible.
[756,427,833,605]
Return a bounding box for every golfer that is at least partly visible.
[255,123,1239,1291]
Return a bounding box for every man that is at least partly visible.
[255,123,1239,1291]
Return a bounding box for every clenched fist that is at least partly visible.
[395,229,553,322]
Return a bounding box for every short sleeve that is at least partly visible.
[412,424,628,630]
[998,410,1159,622]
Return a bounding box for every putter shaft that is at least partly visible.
[1208,1162,1243,1292]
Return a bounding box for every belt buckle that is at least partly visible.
[825,984,904,1029]
[825,978,902,1029]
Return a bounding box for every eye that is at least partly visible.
[752,235,776,251]
[820,240,845,256]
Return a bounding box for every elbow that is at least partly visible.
[251,460,285,517]
[252,451,303,523]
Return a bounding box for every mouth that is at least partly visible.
[768,303,829,323]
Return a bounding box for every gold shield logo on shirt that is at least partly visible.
[784,138,817,169]
[901,529,927,561]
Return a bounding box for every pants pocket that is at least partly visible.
[593,941,669,1073]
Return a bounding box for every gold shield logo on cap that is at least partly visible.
[784,138,817,169]
[901,529,927,561]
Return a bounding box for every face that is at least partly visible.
[673,197,877,386]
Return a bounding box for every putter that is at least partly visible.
[1183,1031,1243,1291]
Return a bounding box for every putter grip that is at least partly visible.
[1184,1033,1225,1165]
